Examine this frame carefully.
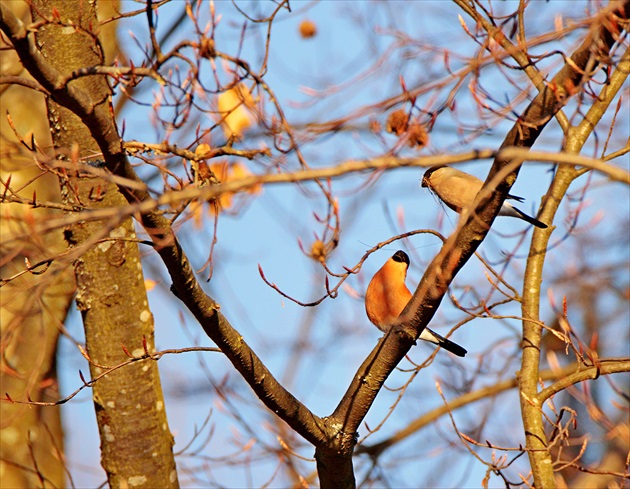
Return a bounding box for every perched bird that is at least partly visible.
[365,250,467,357]
[421,165,547,228]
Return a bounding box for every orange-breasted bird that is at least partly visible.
[365,250,467,357]
[421,165,547,228]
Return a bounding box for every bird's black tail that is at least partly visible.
[511,206,548,229]
[420,328,467,357]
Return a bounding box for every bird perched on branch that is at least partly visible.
[421,166,547,228]
[365,250,467,357]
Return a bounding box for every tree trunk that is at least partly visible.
[30,0,180,486]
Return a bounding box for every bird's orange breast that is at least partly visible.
[365,266,412,331]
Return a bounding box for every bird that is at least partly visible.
[365,250,467,357]
[421,165,547,228]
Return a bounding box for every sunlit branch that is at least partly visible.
[123,140,271,161]
[537,359,630,402]
[0,75,47,92]
[358,360,628,457]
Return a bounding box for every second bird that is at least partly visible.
[421,165,547,228]
[365,250,467,357]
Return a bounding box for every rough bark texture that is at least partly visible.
[28,0,179,486]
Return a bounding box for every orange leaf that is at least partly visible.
[217,84,254,138]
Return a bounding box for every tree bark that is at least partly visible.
[28,0,179,486]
